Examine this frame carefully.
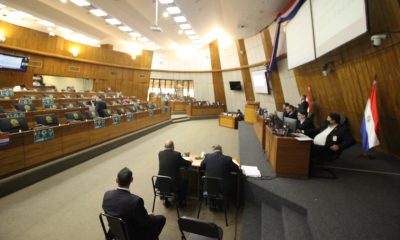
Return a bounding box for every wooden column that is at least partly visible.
[208,40,227,106]
[260,29,285,110]
[236,39,255,101]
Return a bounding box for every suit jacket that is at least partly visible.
[102,189,153,240]
[200,151,239,196]
[305,124,355,154]
[96,100,107,117]
[158,149,191,190]
[298,101,309,113]
[297,118,314,131]
[286,110,298,120]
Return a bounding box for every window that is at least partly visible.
[148,79,194,99]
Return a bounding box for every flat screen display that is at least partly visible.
[0,53,29,72]
[251,70,269,94]
[229,81,242,91]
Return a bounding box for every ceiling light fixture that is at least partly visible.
[174,16,186,23]
[105,18,121,25]
[179,23,191,30]
[118,26,132,32]
[57,27,72,33]
[159,0,174,4]
[70,47,80,57]
[49,31,56,36]
[37,20,55,27]
[60,0,68,3]
[178,30,183,34]
[70,0,90,7]
[129,32,141,38]
[166,6,181,15]
[150,0,162,32]
[188,35,199,40]
[89,9,107,17]
[138,37,149,42]
[162,11,169,18]
[184,30,195,35]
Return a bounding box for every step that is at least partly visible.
[261,203,285,240]
[172,117,190,123]
[240,203,261,240]
[282,206,313,240]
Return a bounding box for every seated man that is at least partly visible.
[200,145,239,209]
[296,111,314,131]
[95,96,107,117]
[304,113,355,162]
[285,105,298,120]
[102,167,166,240]
[157,140,192,207]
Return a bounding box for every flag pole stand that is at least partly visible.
[358,152,375,160]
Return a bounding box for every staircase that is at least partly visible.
[171,116,190,123]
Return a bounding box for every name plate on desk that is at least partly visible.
[18,98,32,105]
[42,97,55,108]
[126,113,134,122]
[5,112,26,119]
[34,126,54,143]
[148,109,154,116]
[94,118,105,129]
[0,89,14,97]
[112,115,121,125]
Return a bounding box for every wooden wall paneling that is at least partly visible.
[61,122,91,154]
[236,39,255,101]
[209,40,227,106]
[260,29,285,110]
[368,0,400,34]
[0,133,25,177]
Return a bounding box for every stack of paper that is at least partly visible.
[241,165,261,177]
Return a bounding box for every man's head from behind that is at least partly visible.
[116,167,133,188]
[212,144,222,153]
[164,139,174,150]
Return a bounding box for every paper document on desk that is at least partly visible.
[241,165,261,177]
[294,133,313,141]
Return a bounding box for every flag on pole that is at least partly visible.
[360,81,380,152]
[306,86,312,112]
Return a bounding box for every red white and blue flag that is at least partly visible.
[0,134,10,147]
[267,0,305,76]
[360,81,380,152]
[306,86,312,112]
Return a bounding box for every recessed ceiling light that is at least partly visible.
[173,16,186,23]
[189,35,199,40]
[118,26,132,32]
[57,27,72,33]
[89,9,107,17]
[162,11,169,18]
[60,0,68,3]
[184,30,195,35]
[105,18,121,25]
[178,30,183,35]
[129,32,141,38]
[138,36,149,42]
[38,20,55,27]
[70,0,90,6]
[179,23,191,30]
[159,0,174,4]
[166,7,181,15]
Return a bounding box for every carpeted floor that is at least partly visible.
[0,119,241,240]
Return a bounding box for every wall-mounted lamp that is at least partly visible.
[69,47,80,57]
[322,61,335,77]
[0,30,6,42]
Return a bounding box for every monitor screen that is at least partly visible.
[251,70,269,94]
[0,53,29,72]
[283,117,298,133]
[35,114,59,126]
[0,117,29,133]
[229,81,242,91]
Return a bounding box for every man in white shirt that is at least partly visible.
[13,84,27,91]
[305,113,355,162]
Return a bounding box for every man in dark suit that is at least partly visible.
[285,105,298,120]
[298,95,309,114]
[200,145,239,209]
[304,113,355,162]
[158,140,192,207]
[297,111,314,131]
[282,102,290,118]
[102,167,166,240]
[95,96,107,117]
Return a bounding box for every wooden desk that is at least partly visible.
[186,105,224,117]
[244,101,259,124]
[219,114,238,129]
[265,126,311,178]
[253,115,266,149]
[168,101,188,113]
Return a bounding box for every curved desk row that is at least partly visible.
[186,105,225,117]
[0,109,171,178]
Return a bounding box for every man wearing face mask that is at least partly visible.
[303,113,355,161]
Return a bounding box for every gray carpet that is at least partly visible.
[0,119,240,240]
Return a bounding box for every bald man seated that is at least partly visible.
[157,140,192,208]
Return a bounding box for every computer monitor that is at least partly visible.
[35,114,59,126]
[15,104,36,112]
[283,117,297,133]
[0,117,29,133]
[85,110,99,120]
[65,111,83,121]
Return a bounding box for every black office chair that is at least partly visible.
[103,109,113,117]
[65,111,84,122]
[15,103,36,112]
[86,110,99,120]
[197,176,228,226]
[128,106,137,113]
[99,213,130,240]
[77,101,89,107]
[151,175,180,218]
[178,216,223,240]
[117,108,126,115]
[63,103,77,109]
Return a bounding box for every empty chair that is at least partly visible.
[0,117,29,133]
[77,101,89,107]
[44,103,61,110]
[178,216,223,240]
[99,213,130,240]
[103,109,113,117]
[86,110,99,120]
[35,114,59,126]
[63,103,77,109]
[65,111,84,122]
[117,108,126,115]
[15,103,36,112]
[197,176,228,226]
[151,175,180,218]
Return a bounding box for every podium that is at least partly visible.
[244,101,259,124]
